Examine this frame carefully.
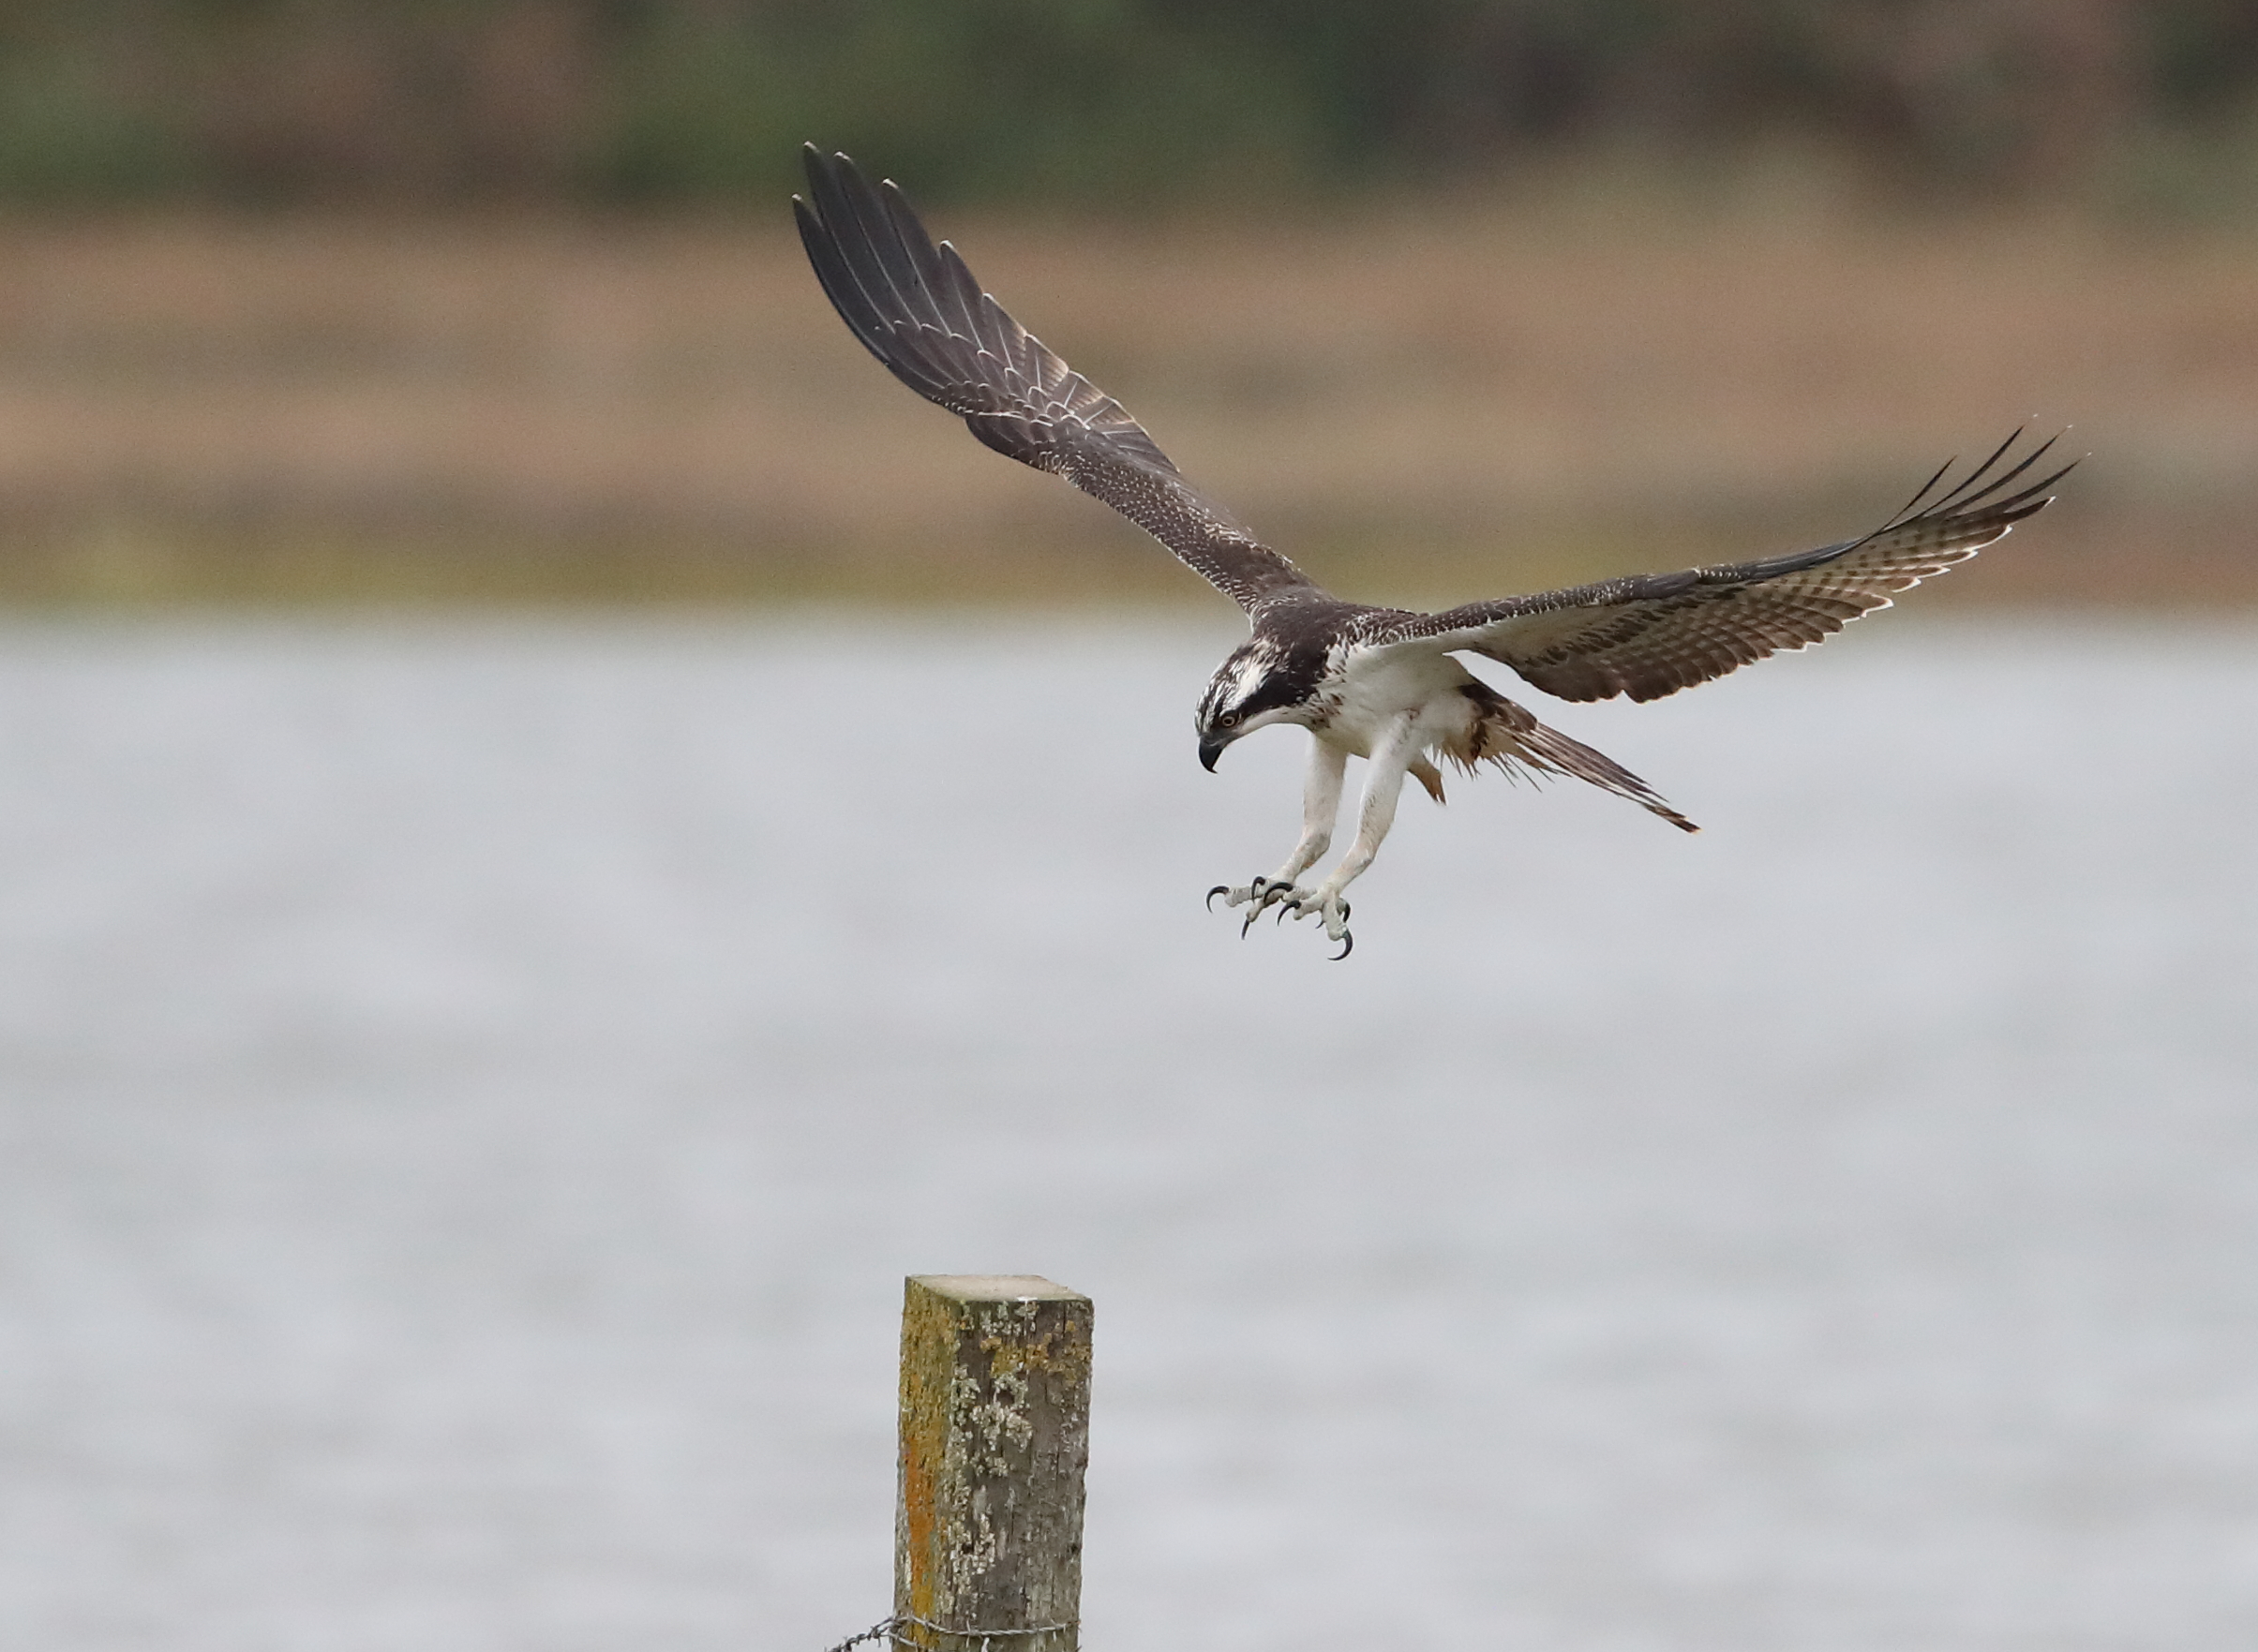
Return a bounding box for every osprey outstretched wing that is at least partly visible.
[1360,430,2071,702]
[795,144,2074,959]
[793,145,1312,611]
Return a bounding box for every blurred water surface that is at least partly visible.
[0,613,2253,1652]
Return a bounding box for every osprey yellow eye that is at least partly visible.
[1218,711,1239,727]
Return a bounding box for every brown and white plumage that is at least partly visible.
[794,145,2074,958]
[794,144,1309,611]
[1360,430,2063,702]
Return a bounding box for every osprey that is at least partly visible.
[794,146,2071,959]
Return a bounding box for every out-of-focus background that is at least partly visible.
[4,7,2258,1652]
[0,0,2253,603]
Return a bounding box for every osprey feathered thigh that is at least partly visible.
[793,145,2071,959]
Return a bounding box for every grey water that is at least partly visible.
[0,613,2253,1652]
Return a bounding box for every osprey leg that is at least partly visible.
[1210,738,1346,930]
[1282,714,1421,952]
[1279,737,1348,883]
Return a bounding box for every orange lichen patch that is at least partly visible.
[977,1313,1092,1381]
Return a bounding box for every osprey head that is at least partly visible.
[1194,637,1322,770]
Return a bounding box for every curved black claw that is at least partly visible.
[1329,930,1353,961]
[1234,878,1262,937]
[1205,885,1231,912]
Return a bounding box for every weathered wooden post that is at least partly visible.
[895,1275,1092,1652]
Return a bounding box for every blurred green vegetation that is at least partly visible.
[3,1,2258,212]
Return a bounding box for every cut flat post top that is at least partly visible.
[897,1275,1092,1652]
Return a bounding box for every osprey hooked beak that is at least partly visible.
[1198,733,1228,772]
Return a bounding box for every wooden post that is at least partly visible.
[896,1275,1092,1652]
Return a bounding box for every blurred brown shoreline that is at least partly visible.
[0,201,2250,609]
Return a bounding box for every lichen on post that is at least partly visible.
[896,1275,1092,1652]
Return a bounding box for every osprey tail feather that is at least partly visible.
[1447,682,1699,833]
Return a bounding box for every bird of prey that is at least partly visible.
[793,145,2071,959]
